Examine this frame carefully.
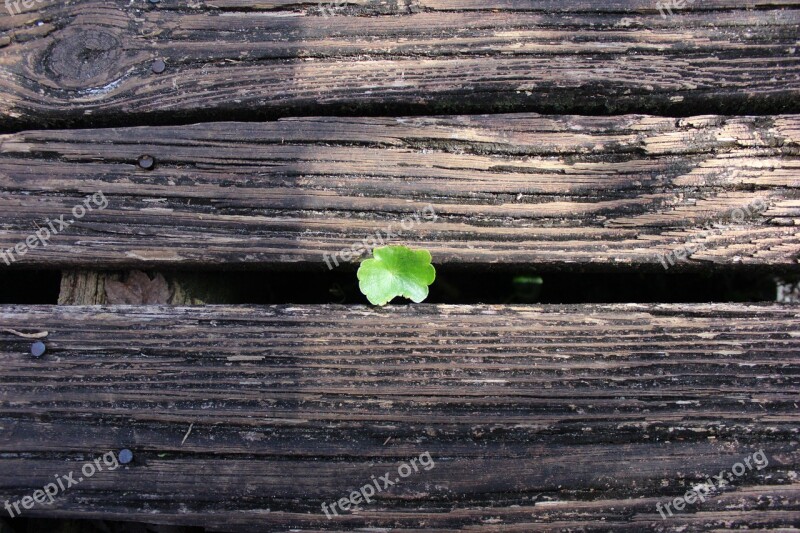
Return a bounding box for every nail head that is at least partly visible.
[137,155,155,170]
[31,341,46,357]
[151,59,166,74]
[118,449,134,464]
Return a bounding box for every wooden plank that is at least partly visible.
[0,303,798,530]
[180,0,800,11]
[1,1,799,127]
[0,114,798,269]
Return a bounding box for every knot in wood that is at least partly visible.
[46,28,121,89]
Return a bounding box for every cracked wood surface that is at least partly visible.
[0,1,799,128]
[0,113,798,269]
[0,303,798,531]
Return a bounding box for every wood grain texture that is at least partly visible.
[1,1,799,128]
[0,303,798,531]
[58,271,240,305]
[57,271,117,305]
[0,113,799,269]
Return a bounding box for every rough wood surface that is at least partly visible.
[58,271,240,305]
[57,271,114,305]
[0,304,797,531]
[1,1,799,128]
[0,114,798,269]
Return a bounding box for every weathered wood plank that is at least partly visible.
[0,303,798,531]
[181,0,800,11]
[1,1,799,127]
[0,114,798,269]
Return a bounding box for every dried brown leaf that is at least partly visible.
[105,271,171,304]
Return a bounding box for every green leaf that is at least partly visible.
[513,275,543,286]
[357,246,436,306]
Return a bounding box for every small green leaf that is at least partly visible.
[512,274,543,302]
[513,275,543,287]
[357,246,436,306]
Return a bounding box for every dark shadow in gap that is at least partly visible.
[0,517,205,533]
[0,271,60,304]
[8,269,779,306]
[0,269,790,306]
[187,268,788,305]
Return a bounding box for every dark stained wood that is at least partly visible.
[0,304,798,531]
[0,114,798,269]
[184,0,800,11]
[1,1,799,128]
[0,1,798,531]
